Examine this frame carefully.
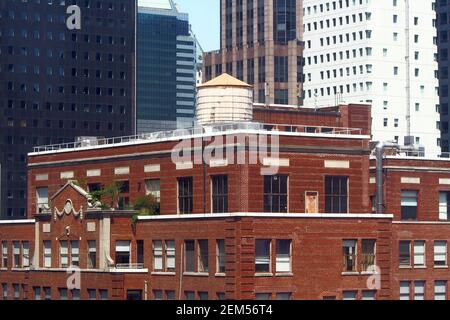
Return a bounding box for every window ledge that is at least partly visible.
[11,267,30,272]
[361,271,377,275]
[341,272,359,276]
[434,266,449,269]
[255,273,273,277]
[183,272,209,277]
[215,273,226,277]
[399,265,412,269]
[151,271,176,276]
[0,268,7,271]
[414,266,427,269]
[275,272,293,277]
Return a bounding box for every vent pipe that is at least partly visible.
[375,141,399,214]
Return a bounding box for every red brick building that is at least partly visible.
[1,99,450,300]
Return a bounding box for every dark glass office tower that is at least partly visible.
[0,0,136,218]
[437,0,450,152]
[137,0,196,134]
[203,0,304,105]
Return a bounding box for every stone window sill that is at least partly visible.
[151,271,176,276]
[183,272,209,277]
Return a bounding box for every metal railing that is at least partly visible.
[32,122,365,154]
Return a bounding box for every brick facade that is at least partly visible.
[1,104,450,300]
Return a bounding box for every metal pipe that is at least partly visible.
[375,141,399,214]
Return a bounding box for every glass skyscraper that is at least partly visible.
[137,0,197,133]
[0,0,136,219]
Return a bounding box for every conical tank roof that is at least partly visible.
[198,73,252,88]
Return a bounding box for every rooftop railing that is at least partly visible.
[31,122,365,154]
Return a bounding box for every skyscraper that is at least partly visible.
[302,0,441,155]
[437,0,450,152]
[137,0,197,133]
[203,0,304,106]
[0,0,136,218]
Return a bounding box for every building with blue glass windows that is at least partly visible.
[137,0,197,133]
[0,0,136,219]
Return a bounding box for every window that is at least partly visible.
[71,241,79,266]
[343,240,357,272]
[165,241,175,272]
[136,240,144,268]
[36,187,49,214]
[401,191,418,220]
[212,176,228,213]
[325,176,348,213]
[275,240,291,273]
[255,240,271,273]
[185,240,195,272]
[198,240,209,273]
[13,284,19,299]
[217,292,226,300]
[88,241,97,268]
[255,293,272,300]
[33,287,40,300]
[434,241,447,266]
[44,287,51,300]
[276,293,292,300]
[72,289,80,300]
[435,281,447,300]
[185,291,195,300]
[99,290,108,300]
[216,240,226,274]
[342,291,357,300]
[22,242,29,268]
[362,240,376,272]
[263,175,288,213]
[2,283,8,300]
[199,292,209,300]
[59,241,69,267]
[414,241,425,267]
[115,241,131,266]
[400,281,410,300]
[43,241,52,268]
[153,241,163,271]
[178,177,193,214]
[145,179,160,213]
[362,291,376,300]
[414,281,425,300]
[399,241,411,267]
[439,192,450,220]
[13,242,20,268]
[1,242,7,268]
[59,288,68,300]
[153,290,163,300]
[166,291,175,300]
[88,289,96,300]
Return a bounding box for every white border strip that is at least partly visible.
[0,219,35,225]
[138,213,393,221]
[393,221,450,225]
[29,130,370,156]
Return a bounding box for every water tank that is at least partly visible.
[196,73,253,126]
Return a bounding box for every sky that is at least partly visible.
[174,0,221,52]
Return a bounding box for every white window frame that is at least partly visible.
[275,240,292,273]
[434,241,447,267]
[43,241,52,268]
[152,240,163,271]
[413,241,425,267]
[165,240,175,272]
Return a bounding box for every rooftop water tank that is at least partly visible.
[196,73,253,126]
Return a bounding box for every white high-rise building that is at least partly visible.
[302,0,441,155]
